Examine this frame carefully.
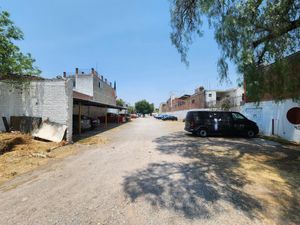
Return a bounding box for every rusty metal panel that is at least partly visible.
[10,116,42,133]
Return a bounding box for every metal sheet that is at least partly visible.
[32,120,67,143]
[10,116,42,133]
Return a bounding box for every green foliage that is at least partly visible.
[127,106,136,114]
[135,100,154,115]
[170,0,300,101]
[0,11,40,79]
[116,98,125,106]
[221,98,231,111]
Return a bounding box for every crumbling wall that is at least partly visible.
[0,80,73,142]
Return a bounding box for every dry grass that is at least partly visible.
[213,146,300,224]
[0,132,58,184]
[77,135,109,145]
[0,132,109,185]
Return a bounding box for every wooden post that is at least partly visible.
[78,102,82,135]
[105,107,108,128]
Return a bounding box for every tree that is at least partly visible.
[135,100,154,116]
[116,98,125,106]
[127,106,136,114]
[0,11,40,79]
[170,0,300,101]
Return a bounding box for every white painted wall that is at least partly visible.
[241,99,300,143]
[73,75,93,97]
[0,80,73,142]
[163,108,212,121]
[205,91,217,103]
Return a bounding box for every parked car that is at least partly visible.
[156,114,168,119]
[131,114,138,119]
[162,115,178,121]
[91,118,101,129]
[185,111,259,138]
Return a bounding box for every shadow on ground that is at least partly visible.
[123,132,300,223]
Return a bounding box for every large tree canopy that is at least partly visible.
[170,0,300,101]
[135,100,154,115]
[0,11,40,79]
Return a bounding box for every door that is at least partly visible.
[218,112,232,135]
[231,112,247,135]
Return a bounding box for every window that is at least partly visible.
[232,112,245,120]
[192,99,195,104]
[98,81,103,89]
[73,80,76,87]
[219,113,231,125]
[208,93,212,97]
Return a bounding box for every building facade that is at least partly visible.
[242,52,300,143]
[69,68,116,106]
[0,68,120,142]
[205,88,244,110]
[160,86,243,114]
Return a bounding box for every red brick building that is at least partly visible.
[160,87,205,113]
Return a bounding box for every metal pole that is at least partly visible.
[78,102,82,135]
[105,107,108,128]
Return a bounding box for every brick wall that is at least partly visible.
[164,91,205,112]
[190,92,205,109]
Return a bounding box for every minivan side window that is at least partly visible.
[232,113,245,120]
[194,112,205,122]
[220,113,231,123]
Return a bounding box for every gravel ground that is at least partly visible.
[0,118,299,225]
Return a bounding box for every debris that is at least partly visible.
[30,152,53,158]
[32,120,67,143]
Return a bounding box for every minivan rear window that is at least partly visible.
[186,112,194,121]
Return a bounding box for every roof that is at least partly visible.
[205,88,237,93]
[178,94,191,100]
[73,91,93,101]
[73,98,127,110]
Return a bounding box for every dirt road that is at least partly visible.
[0,118,299,225]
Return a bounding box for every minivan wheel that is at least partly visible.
[247,130,255,138]
[197,129,207,137]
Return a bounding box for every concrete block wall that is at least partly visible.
[0,80,73,142]
[241,99,300,143]
[92,76,116,106]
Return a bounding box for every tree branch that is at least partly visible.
[252,17,300,48]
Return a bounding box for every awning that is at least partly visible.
[73,98,127,110]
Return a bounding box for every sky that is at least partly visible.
[1,0,239,107]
